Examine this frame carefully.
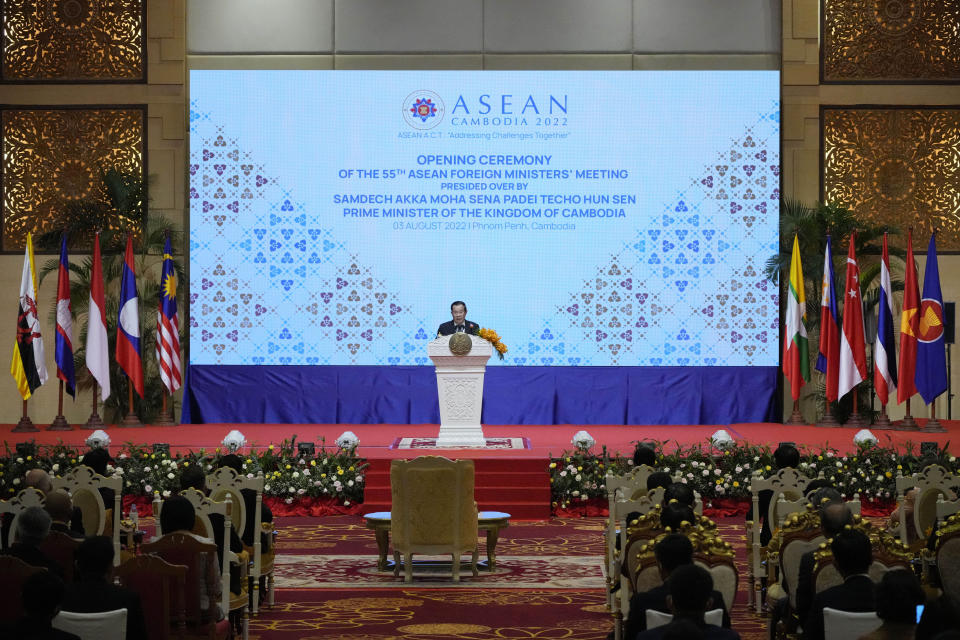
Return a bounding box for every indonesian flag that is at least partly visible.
[86,233,110,401]
[116,235,144,397]
[837,233,867,399]
[10,233,48,400]
[156,235,182,393]
[815,234,840,403]
[897,229,919,404]
[874,232,897,404]
[782,234,810,400]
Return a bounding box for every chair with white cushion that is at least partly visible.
[53,608,127,640]
[894,464,958,547]
[822,607,880,640]
[646,608,724,630]
[0,487,45,547]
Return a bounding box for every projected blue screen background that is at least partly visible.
[189,70,779,369]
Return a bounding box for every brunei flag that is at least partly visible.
[782,234,810,400]
[11,233,48,399]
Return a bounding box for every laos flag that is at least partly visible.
[116,235,144,397]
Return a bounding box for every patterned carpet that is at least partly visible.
[244,515,769,640]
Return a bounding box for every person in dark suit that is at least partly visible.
[746,443,804,546]
[795,496,851,625]
[4,571,80,640]
[625,534,732,639]
[436,300,479,336]
[803,528,875,640]
[1,506,63,577]
[80,448,116,509]
[60,536,148,640]
[43,491,84,540]
[181,465,244,594]
[216,454,273,548]
[635,564,740,639]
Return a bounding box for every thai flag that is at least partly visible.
[874,232,897,404]
[55,234,76,398]
[116,235,144,397]
[156,236,181,393]
[815,234,840,403]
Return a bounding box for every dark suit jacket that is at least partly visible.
[1,543,64,577]
[1,618,81,640]
[795,550,816,624]
[625,583,731,639]
[49,522,84,540]
[240,488,272,548]
[437,320,479,336]
[803,574,875,640]
[635,619,741,640]
[62,579,148,640]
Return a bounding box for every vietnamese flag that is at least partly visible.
[897,229,919,404]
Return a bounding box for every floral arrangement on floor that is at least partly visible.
[549,439,959,515]
[477,327,508,359]
[1,435,366,513]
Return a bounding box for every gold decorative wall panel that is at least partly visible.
[821,0,960,83]
[1,0,145,82]
[822,107,960,250]
[1,107,145,251]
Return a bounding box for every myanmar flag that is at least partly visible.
[782,234,810,400]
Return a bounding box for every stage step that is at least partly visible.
[361,456,551,520]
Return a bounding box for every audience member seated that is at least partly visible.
[2,470,55,550]
[917,593,960,640]
[635,564,741,639]
[633,443,657,468]
[159,495,224,621]
[80,448,115,508]
[747,443,804,546]
[661,503,696,531]
[858,569,924,640]
[795,492,851,623]
[625,534,731,639]
[60,536,148,640]
[663,482,695,509]
[5,571,80,640]
[216,454,273,547]
[803,528,875,640]
[1,506,63,577]
[647,472,673,493]
[43,492,83,540]
[180,465,244,594]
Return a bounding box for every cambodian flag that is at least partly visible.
[874,232,897,404]
[116,235,144,397]
[815,234,840,403]
[55,234,75,398]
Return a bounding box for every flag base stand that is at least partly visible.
[921,418,946,433]
[85,412,105,429]
[154,411,175,426]
[47,415,73,431]
[894,416,919,430]
[13,416,38,432]
[120,412,143,427]
[785,401,805,426]
[816,408,840,427]
[845,411,868,428]
[873,407,892,430]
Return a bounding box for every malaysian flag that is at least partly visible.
[156,235,181,393]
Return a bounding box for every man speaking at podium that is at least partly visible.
[437,300,479,337]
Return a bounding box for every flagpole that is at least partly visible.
[923,401,946,432]
[47,380,72,431]
[121,373,142,427]
[156,388,175,425]
[847,386,866,427]
[874,401,892,429]
[898,398,918,430]
[85,382,105,429]
[13,398,37,432]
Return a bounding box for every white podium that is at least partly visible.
[428,335,492,448]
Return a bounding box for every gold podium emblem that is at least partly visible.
[448,332,473,355]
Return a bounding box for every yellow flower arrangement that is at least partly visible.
[478,327,508,360]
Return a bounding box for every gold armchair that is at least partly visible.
[390,456,479,582]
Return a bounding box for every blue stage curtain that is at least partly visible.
[182,365,777,425]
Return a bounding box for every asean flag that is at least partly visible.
[915,232,947,404]
[116,235,144,397]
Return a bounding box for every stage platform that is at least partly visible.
[3,421,956,457]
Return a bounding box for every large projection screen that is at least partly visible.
[187,70,780,424]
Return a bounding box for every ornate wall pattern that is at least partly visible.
[1,0,145,82]
[821,0,960,83]
[821,107,960,250]
[1,106,145,251]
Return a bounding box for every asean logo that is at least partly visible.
[403,91,444,130]
[917,298,945,343]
